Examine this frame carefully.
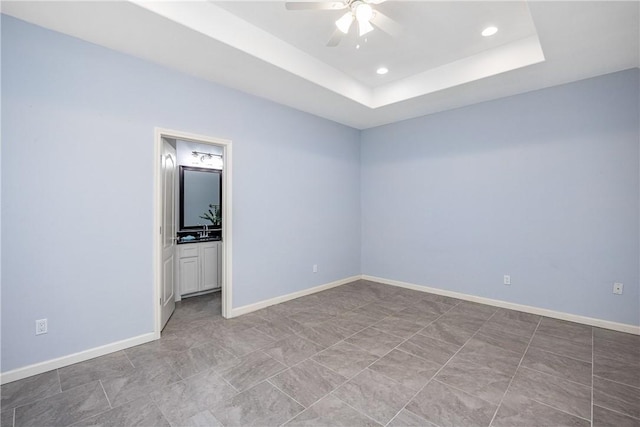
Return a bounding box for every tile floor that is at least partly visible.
[2,280,639,426]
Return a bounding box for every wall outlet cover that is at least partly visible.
[35,319,48,335]
[613,283,623,295]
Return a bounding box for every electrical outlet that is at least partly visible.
[613,282,623,295]
[312,264,318,273]
[504,275,511,285]
[35,319,48,335]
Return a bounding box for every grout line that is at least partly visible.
[592,404,640,421]
[487,316,542,427]
[591,374,640,390]
[98,380,112,409]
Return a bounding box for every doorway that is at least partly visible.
[153,128,233,338]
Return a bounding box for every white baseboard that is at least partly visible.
[230,275,361,317]
[363,275,640,335]
[0,332,156,385]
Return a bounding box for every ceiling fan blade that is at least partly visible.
[285,2,346,11]
[326,29,344,47]
[370,11,402,37]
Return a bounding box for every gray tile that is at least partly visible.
[263,335,324,367]
[509,367,591,420]
[149,369,236,426]
[1,370,60,412]
[593,405,640,427]
[435,312,486,333]
[162,341,238,379]
[285,394,380,426]
[536,318,592,344]
[406,380,497,427]
[521,347,592,385]
[295,324,350,348]
[435,359,513,404]
[333,369,414,425]
[269,359,346,407]
[418,293,460,306]
[254,317,305,340]
[412,299,454,316]
[492,308,541,325]
[529,332,592,362]
[492,393,589,427]
[219,351,286,391]
[15,381,109,427]
[211,381,303,426]
[1,409,14,427]
[594,376,640,419]
[215,312,267,332]
[58,352,135,391]
[312,342,378,378]
[211,326,275,357]
[474,327,530,354]
[454,337,522,375]
[183,410,223,427]
[388,409,437,427]
[594,335,640,367]
[452,301,497,319]
[370,316,423,339]
[593,328,640,347]
[352,303,398,320]
[369,349,440,392]
[322,312,378,335]
[287,311,335,328]
[419,321,475,346]
[100,360,182,407]
[399,334,460,365]
[71,396,170,427]
[125,335,197,366]
[482,316,538,338]
[594,354,640,388]
[345,327,404,357]
[392,306,439,327]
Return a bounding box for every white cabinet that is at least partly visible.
[177,241,221,297]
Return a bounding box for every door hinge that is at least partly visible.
[160,297,162,305]
[160,226,162,235]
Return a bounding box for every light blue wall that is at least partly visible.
[1,16,361,372]
[361,69,640,326]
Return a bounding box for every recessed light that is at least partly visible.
[376,67,389,75]
[482,26,498,37]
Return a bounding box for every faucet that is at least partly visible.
[204,224,209,237]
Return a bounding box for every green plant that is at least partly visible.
[200,204,221,227]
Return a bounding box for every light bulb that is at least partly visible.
[336,12,354,34]
[359,19,374,36]
[355,3,373,22]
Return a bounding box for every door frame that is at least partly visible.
[153,127,233,338]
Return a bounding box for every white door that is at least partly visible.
[160,139,177,330]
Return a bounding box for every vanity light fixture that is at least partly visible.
[192,150,223,167]
[482,26,498,37]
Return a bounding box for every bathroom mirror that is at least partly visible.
[179,166,222,230]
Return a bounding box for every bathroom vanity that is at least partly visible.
[177,240,222,297]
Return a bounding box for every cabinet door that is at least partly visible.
[179,257,200,295]
[201,244,219,291]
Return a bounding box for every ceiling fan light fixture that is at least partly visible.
[358,18,374,36]
[336,12,354,34]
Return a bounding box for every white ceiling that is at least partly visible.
[2,1,639,129]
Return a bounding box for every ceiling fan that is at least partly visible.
[285,0,401,47]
